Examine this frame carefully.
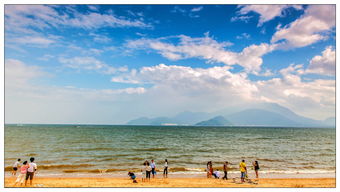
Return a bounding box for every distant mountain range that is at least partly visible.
[126,103,335,128]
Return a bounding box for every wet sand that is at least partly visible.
[5,177,335,188]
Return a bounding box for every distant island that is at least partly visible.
[127,103,335,128]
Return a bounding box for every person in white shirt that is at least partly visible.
[163,159,168,178]
[213,169,220,179]
[12,159,21,176]
[25,157,37,186]
[150,159,156,178]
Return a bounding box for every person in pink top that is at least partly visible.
[13,161,30,186]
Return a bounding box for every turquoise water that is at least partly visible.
[4,124,335,175]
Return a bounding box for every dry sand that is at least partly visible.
[5,177,335,188]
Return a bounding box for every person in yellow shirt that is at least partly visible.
[239,160,247,182]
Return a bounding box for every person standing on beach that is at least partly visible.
[222,161,229,180]
[163,159,168,178]
[209,161,213,178]
[12,159,21,176]
[13,161,29,186]
[253,161,260,178]
[239,160,247,183]
[206,161,212,178]
[145,161,151,181]
[25,157,37,186]
[141,161,147,182]
[206,162,210,178]
[150,159,156,178]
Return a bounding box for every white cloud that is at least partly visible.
[38,54,55,61]
[237,5,303,26]
[306,46,335,76]
[256,63,335,119]
[126,34,275,74]
[5,59,147,124]
[230,15,253,23]
[5,59,335,123]
[89,33,111,43]
[5,59,46,88]
[110,63,334,120]
[271,5,335,48]
[8,36,56,47]
[236,33,250,39]
[5,5,152,33]
[59,56,119,74]
[191,6,203,12]
[171,6,186,13]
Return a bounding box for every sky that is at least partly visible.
[4,4,336,124]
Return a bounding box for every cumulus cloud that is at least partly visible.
[236,5,302,26]
[109,62,335,120]
[126,34,275,74]
[256,63,335,119]
[271,5,335,48]
[306,46,335,76]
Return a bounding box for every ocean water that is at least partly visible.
[4,124,335,176]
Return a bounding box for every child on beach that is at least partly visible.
[12,159,21,176]
[253,161,260,178]
[163,159,168,178]
[141,161,147,182]
[13,161,29,186]
[128,172,137,183]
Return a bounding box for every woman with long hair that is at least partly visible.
[253,161,260,178]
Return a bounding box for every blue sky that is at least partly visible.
[5,4,335,124]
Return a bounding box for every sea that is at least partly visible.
[4,124,336,178]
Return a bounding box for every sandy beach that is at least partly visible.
[5,176,335,188]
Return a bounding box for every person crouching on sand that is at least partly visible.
[212,169,220,179]
[253,160,260,178]
[239,159,247,183]
[13,161,29,186]
[128,172,138,183]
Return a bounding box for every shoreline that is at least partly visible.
[5,171,336,179]
[5,176,336,188]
